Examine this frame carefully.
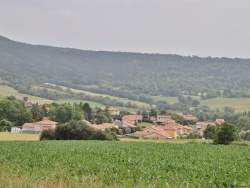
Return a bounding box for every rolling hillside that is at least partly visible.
[0,35,250,99]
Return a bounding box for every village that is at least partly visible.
[11,97,225,140]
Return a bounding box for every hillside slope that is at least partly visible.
[0,36,250,99]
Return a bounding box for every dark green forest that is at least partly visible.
[1,35,250,101]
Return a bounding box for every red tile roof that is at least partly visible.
[215,119,225,123]
[157,115,171,119]
[89,123,118,130]
[135,130,171,139]
[122,115,143,121]
[22,123,35,128]
[35,119,58,125]
[144,125,164,132]
[122,121,136,128]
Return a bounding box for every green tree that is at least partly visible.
[31,103,44,121]
[203,125,216,139]
[236,116,250,131]
[214,122,239,145]
[96,110,112,124]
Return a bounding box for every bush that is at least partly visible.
[40,120,119,141]
[188,133,202,139]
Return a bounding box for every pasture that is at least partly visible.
[44,83,151,108]
[0,141,249,188]
[153,95,250,112]
[0,85,52,105]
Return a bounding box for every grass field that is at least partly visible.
[153,95,250,112]
[0,132,39,141]
[45,83,150,108]
[0,85,52,105]
[200,97,250,112]
[0,141,249,188]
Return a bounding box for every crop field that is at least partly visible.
[0,132,39,141]
[0,85,52,105]
[0,141,249,188]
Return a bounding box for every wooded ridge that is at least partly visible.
[1,35,250,100]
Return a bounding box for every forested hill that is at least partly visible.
[0,35,250,98]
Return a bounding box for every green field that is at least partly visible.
[153,95,250,112]
[45,83,150,108]
[0,85,52,105]
[0,141,249,187]
[200,98,250,112]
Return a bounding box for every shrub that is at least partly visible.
[213,122,239,145]
[188,133,202,139]
[40,120,119,141]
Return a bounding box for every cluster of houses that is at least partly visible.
[11,105,225,140]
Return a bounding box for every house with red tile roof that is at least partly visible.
[134,125,172,139]
[122,121,136,128]
[215,119,225,124]
[156,115,171,123]
[183,114,197,121]
[22,117,58,134]
[122,115,142,123]
[195,122,215,134]
[101,107,120,116]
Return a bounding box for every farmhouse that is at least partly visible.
[22,118,58,134]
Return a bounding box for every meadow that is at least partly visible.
[44,83,151,108]
[153,95,250,112]
[0,85,52,105]
[0,141,249,188]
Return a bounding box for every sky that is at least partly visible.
[0,0,250,58]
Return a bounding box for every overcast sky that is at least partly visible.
[0,0,250,58]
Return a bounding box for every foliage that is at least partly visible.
[95,110,112,124]
[187,132,202,139]
[236,116,250,131]
[213,122,239,145]
[40,120,118,141]
[203,125,216,139]
[0,96,32,127]
[1,36,250,103]
[239,130,250,141]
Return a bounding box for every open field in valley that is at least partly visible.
[0,85,52,105]
[153,95,250,112]
[0,141,249,188]
[0,132,39,141]
[200,98,250,112]
[44,83,151,108]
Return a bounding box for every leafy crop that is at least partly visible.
[0,141,249,187]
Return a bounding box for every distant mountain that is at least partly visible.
[0,35,250,99]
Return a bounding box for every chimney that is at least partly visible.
[23,96,28,103]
